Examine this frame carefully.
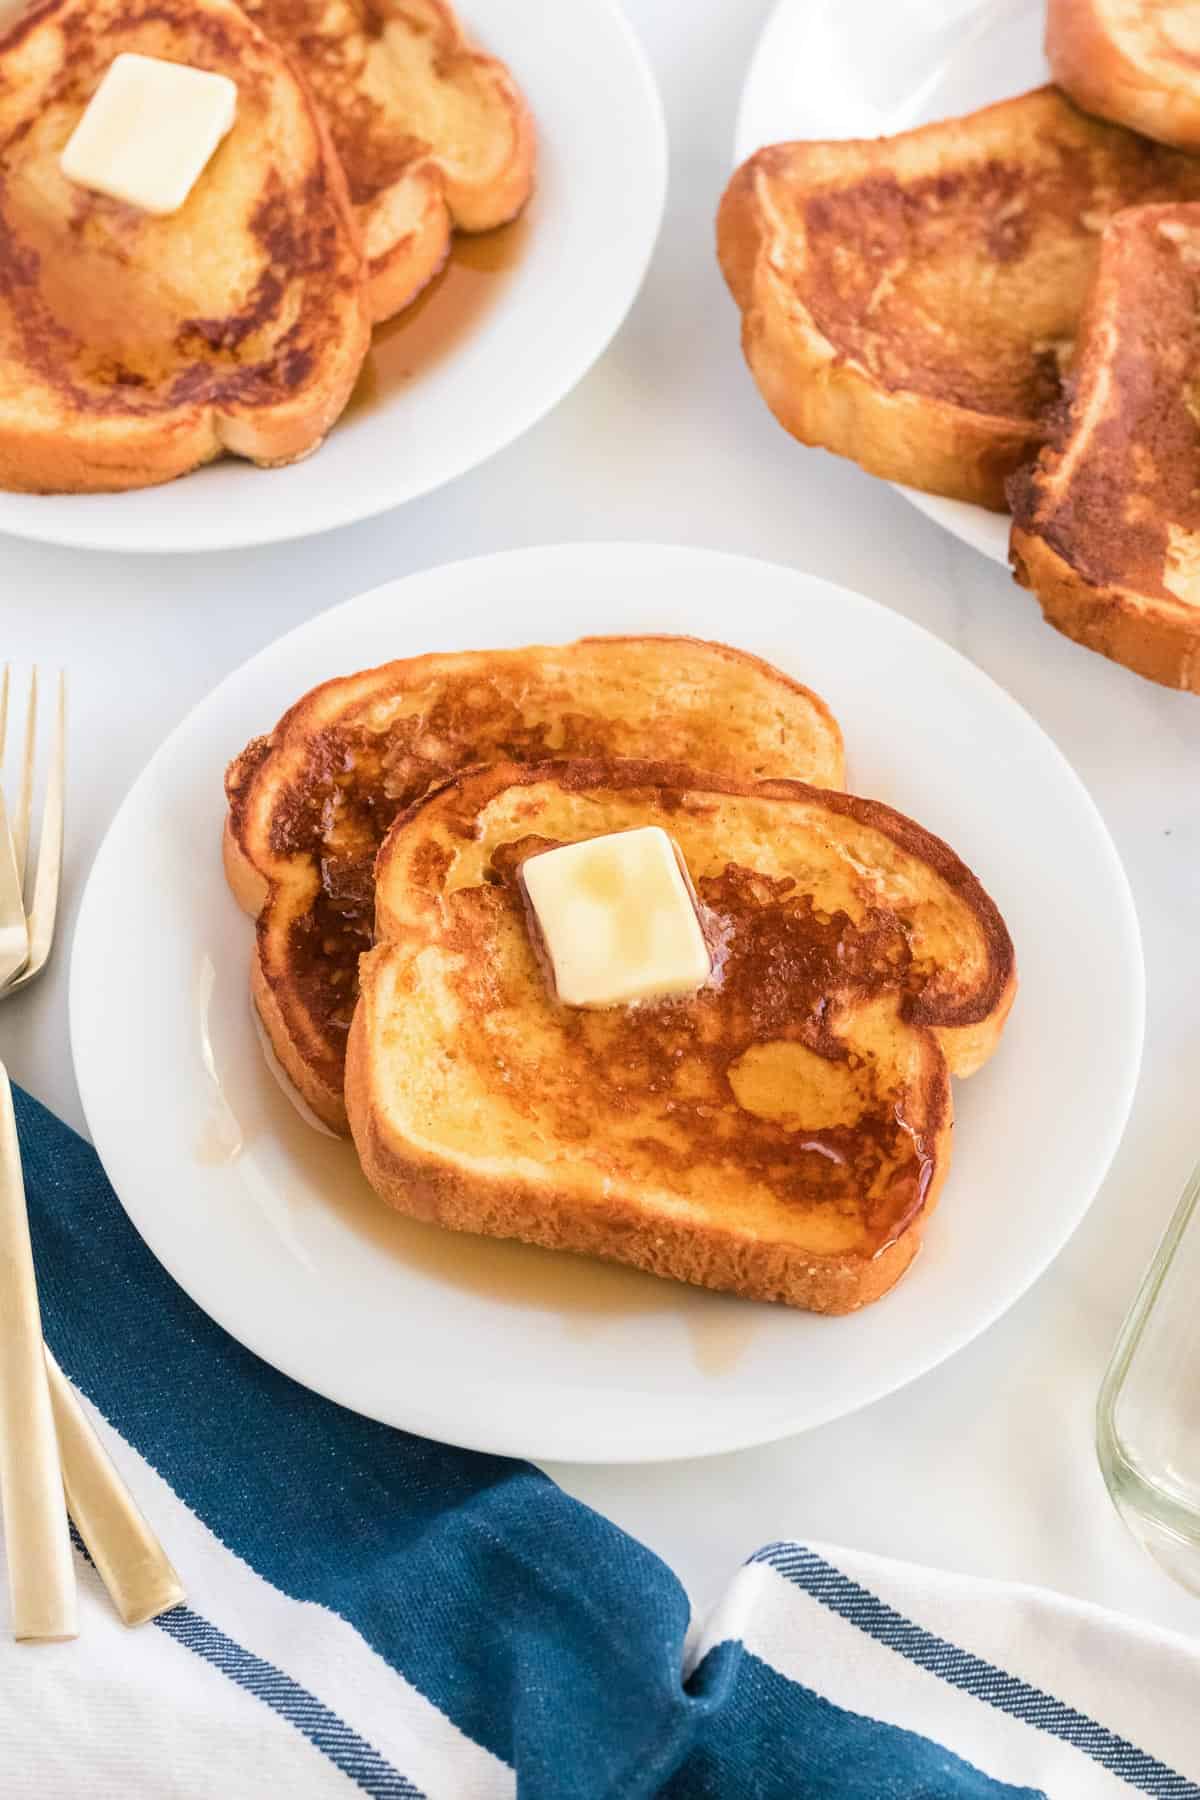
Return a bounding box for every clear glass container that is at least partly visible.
[1097,1162,1200,1593]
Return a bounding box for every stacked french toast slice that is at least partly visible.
[719,3,1200,694]
[1046,0,1200,152]
[717,89,1200,514]
[225,637,1015,1315]
[0,0,372,491]
[224,638,847,1132]
[0,0,533,490]
[1011,202,1200,691]
[234,0,534,324]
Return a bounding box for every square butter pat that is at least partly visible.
[60,54,237,216]
[523,826,711,1008]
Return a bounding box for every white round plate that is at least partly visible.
[735,0,1047,566]
[0,2,665,555]
[70,544,1143,1463]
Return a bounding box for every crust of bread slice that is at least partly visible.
[238,0,535,323]
[346,758,1016,1314]
[1009,202,1200,691]
[717,86,1200,511]
[1047,0,1200,152]
[224,637,847,1133]
[349,1070,931,1315]
[0,0,370,492]
[1009,526,1200,691]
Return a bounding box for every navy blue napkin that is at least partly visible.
[16,1083,1059,1799]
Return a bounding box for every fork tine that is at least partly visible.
[13,674,63,990]
[11,668,36,893]
[0,788,28,990]
[0,666,26,988]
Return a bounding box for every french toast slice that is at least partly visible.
[717,87,1200,510]
[346,759,1016,1315]
[1009,203,1200,691]
[1047,0,1200,152]
[0,0,370,493]
[237,0,534,322]
[224,637,846,1133]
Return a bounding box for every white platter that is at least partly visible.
[735,0,1049,566]
[0,0,666,554]
[70,543,1143,1462]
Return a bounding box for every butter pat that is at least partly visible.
[523,827,710,1008]
[61,54,237,216]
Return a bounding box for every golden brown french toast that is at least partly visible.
[224,637,846,1133]
[346,759,1016,1315]
[237,0,534,323]
[0,0,370,493]
[1048,0,1200,152]
[717,87,1200,510]
[1010,203,1200,690]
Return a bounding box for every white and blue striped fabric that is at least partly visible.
[6,1084,1199,1800]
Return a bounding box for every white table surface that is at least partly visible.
[3,0,1199,1644]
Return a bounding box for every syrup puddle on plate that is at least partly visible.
[329,1180,759,1375]
[346,214,530,415]
[194,954,244,1166]
[322,1154,760,1379]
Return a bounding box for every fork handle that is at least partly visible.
[0,1070,75,1640]
[46,1352,186,1627]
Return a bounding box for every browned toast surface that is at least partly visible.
[237,0,534,322]
[0,0,370,492]
[1048,0,1200,152]
[346,758,1016,1314]
[1010,202,1200,690]
[224,638,847,1133]
[717,87,1200,509]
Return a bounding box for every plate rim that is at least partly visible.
[68,542,1147,1461]
[0,0,667,557]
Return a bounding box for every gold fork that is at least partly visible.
[0,1064,74,1637]
[0,669,184,1636]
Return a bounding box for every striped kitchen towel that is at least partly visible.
[4,1083,1199,1799]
